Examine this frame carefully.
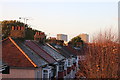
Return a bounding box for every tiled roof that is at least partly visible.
[62,46,77,57]
[48,44,71,58]
[25,40,56,64]
[13,39,48,67]
[2,37,82,68]
[2,37,36,68]
[65,46,81,55]
[33,42,65,61]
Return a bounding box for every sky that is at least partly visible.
[0,0,119,41]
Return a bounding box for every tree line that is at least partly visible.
[1,20,41,40]
[76,29,119,78]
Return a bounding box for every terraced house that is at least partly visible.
[2,26,85,79]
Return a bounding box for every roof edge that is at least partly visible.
[1,37,9,42]
[8,37,37,68]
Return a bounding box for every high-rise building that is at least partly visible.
[57,34,68,42]
[79,33,89,43]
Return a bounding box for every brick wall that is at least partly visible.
[2,68,35,78]
[10,26,25,38]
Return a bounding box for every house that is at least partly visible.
[2,26,84,79]
[2,26,63,79]
[46,41,80,79]
[2,26,56,79]
[2,37,49,79]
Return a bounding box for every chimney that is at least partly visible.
[56,40,64,46]
[10,26,25,38]
[47,37,64,46]
[34,32,46,42]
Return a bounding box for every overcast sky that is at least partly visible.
[0,0,119,41]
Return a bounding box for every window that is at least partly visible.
[42,66,53,80]
[67,59,71,67]
[64,61,67,70]
[2,65,9,74]
[73,58,76,64]
[43,70,49,79]
[59,62,64,72]
[44,70,48,73]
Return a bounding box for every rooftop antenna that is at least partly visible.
[19,17,29,24]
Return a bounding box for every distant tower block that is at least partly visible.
[79,33,89,43]
[57,34,68,42]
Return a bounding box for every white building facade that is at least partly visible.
[79,34,89,43]
[57,34,68,42]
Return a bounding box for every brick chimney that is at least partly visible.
[34,32,46,42]
[10,26,25,38]
[56,40,64,46]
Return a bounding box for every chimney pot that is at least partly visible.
[12,26,14,30]
[35,32,37,35]
[18,26,20,30]
[41,32,44,35]
[21,27,25,30]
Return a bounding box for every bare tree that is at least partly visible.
[76,29,119,78]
